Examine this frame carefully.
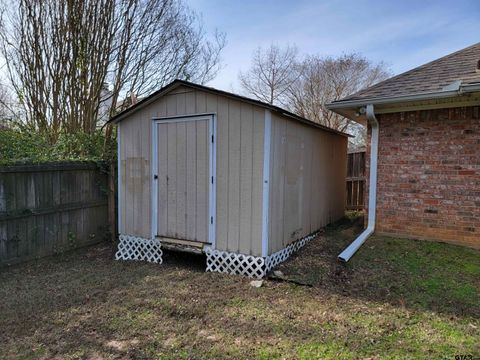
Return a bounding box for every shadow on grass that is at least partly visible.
[275,213,480,320]
[0,244,207,335]
[0,243,252,358]
[0,219,479,358]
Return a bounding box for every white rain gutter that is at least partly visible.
[338,104,378,262]
[327,82,480,110]
[333,82,480,262]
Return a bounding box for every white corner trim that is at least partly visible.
[151,119,158,240]
[208,115,217,248]
[117,125,122,233]
[261,109,272,257]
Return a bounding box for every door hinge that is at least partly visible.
[211,134,214,143]
[210,216,213,224]
[211,176,214,184]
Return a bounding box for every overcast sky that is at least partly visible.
[187,0,479,92]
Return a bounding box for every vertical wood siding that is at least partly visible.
[268,114,347,254]
[119,85,347,256]
[119,86,265,256]
[156,120,210,242]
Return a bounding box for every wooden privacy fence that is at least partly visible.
[0,162,110,266]
[346,151,366,210]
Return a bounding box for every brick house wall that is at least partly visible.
[365,106,480,249]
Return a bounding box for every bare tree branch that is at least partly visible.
[0,0,226,146]
[287,53,391,140]
[239,44,299,105]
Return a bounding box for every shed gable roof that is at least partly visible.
[335,42,480,103]
[108,79,349,137]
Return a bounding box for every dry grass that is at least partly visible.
[0,214,479,359]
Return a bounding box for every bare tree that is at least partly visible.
[239,44,299,105]
[0,82,21,123]
[0,0,116,141]
[0,0,225,144]
[288,54,390,132]
[346,122,367,151]
[106,0,226,118]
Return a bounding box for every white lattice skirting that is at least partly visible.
[115,234,163,264]
[205,231,320,278]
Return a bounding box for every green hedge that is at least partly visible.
[0,127,116,165]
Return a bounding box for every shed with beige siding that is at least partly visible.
[110,80,347,278]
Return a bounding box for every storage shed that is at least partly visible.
[109,80,347,278]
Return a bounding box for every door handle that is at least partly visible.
[154,174,158,180]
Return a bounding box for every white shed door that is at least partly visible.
[155,117,214,244]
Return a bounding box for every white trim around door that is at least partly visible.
[151,114,217,248]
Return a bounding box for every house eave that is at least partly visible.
[326,84,480,123]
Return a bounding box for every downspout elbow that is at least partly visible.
[338,104,379,262]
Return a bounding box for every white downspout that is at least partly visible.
[338,104,379,262]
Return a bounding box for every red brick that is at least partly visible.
[365,106,480,249]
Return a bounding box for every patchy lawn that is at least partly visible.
[0,215,478,359]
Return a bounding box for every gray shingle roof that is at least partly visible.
[339,42,480,102]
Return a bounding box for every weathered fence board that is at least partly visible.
[0,162,109,266]
[346,151,366,210]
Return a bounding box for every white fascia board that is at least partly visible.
[327,84,480,112]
